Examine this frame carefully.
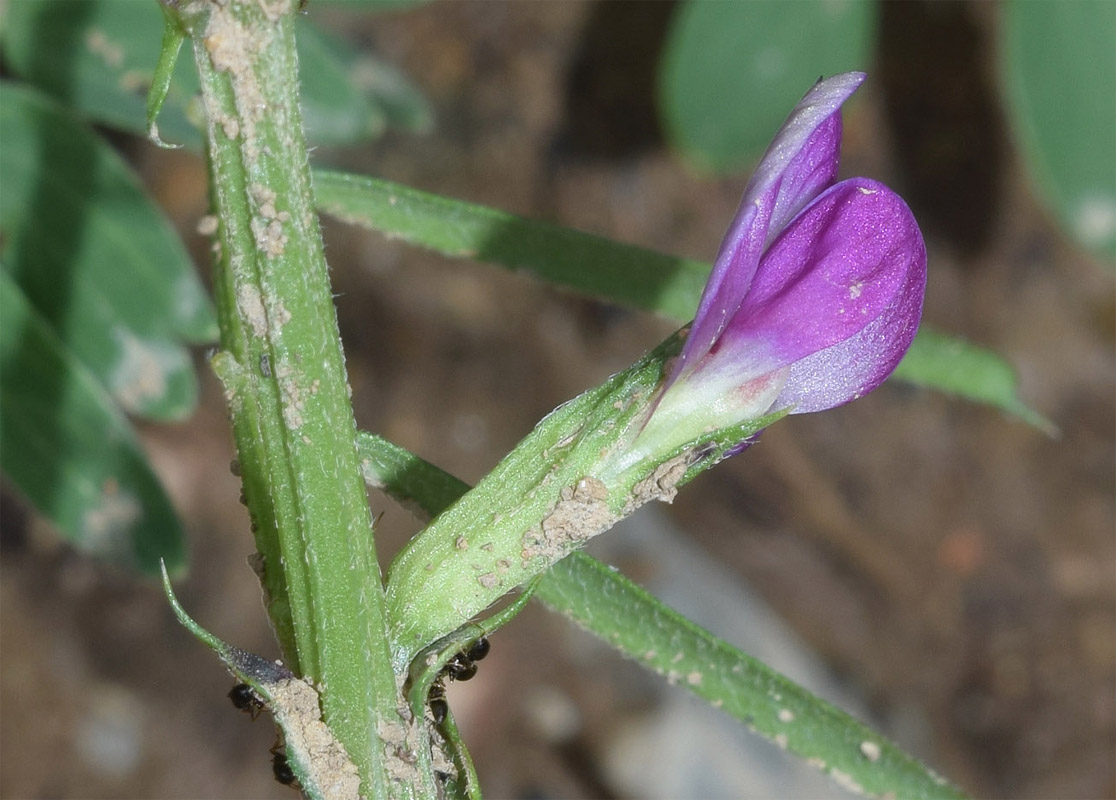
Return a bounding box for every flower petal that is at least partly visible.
[676,72,867,380]
[720,177,926,411]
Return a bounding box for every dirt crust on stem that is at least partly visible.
[268,677,362,800]
[628,454,688,507]
[520,477,616,565]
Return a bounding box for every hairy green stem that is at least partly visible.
[163,1,398,796]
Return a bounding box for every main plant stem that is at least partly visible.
[166,1,398,796]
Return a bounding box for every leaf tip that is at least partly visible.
[147,121,183,150]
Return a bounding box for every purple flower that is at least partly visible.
[631,73,926,462]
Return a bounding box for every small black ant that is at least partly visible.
[426,636,490,724]
[228,683,264,719]
[427,682,449,725]
[443,653,478,682]
[445,635,490,683]
[270,743,299,788]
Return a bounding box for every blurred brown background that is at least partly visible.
[2,2,1113,798]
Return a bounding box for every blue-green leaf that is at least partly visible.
[0,0,203,147]
[0,82,214,419]
[0,0,429,148]
[1002,0,1116,261]
[658,0,874,174]
[296,19,432,143]
[295,20,387,145]
[0,268,186,574]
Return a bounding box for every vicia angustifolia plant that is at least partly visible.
[163,28,955,791]
[15,0,1055,796]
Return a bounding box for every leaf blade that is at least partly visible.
[0,268,187,574]
[313,169,710,322]
[893,327,1055,433]
[536,553,965,800]
[658,0,874,174]
[1,0,203,147]
[0,0,427,148]
[0,82,215,419]
[1002,0,1116,261]
[0,83,213,416]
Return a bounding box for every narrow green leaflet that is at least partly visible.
[313,170,711,323]
[0,0,428,148]
[536,554,965,800]
[0,83,214,419]
[358,432,471,518]
[658,0,874,174]
[1002,0,1116,261]
[0,269,186,574]
[315,170,1047,429]
[354,431,965,800]
[891,328,1055,432]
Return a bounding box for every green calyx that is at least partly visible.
[385,330,786,668]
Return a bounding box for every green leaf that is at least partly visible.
[314,169,1048,429]
[536,553,966,800]
[0,82,215,419]
[312,169,710,322]
[0,268,186,574]
[0,0,428,148]
[296,19,433,143]
[287,20,382,146]
[1002,0,1116,261]
[0,0,203,147]
[354,432,966,800]
[358,432,471,519]
[893,328,1056,433]
[344,47,434,135]
[658,0,874,174]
